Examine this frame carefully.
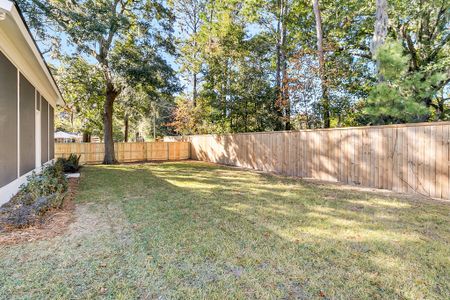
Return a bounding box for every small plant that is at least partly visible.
[20,161,68,206]
[57,153,82,173]
[0,161,69,229]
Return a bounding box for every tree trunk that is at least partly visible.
[244,99,248,132]
[274,0,284,130]
[82,132,91,143]
[282,54,291,130]
[222,60,229,117]
[313,0,330,128]
[193,72,198,107]
[371,0,389,81]
[124,114,129,142]
[283,70,291,130]
[103,83,118,164]
[275,17,281,100]
[280,0,290,130]
[192,6,199,108]
[70,111,74,131]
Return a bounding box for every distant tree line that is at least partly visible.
[17,0,449,163]
[170,0,449,134]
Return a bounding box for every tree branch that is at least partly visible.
[401,25,419,70]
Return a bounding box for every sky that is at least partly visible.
[29,3,266,99]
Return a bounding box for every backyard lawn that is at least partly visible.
[0,161,449,299]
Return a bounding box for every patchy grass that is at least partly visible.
[0,161,449,299]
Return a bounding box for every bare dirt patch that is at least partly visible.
[66,201,132,242]
[0,178,79,245]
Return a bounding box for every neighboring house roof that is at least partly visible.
[0,0,64,105]
[54,131,81,139]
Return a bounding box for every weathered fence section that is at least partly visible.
[55,142,190,164]
[179,122,450,200]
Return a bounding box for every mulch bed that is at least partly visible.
[0,178,79,246]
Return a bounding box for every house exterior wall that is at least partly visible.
[19,73,36,176]
[49,105,55,159]
[0,3,59,109]
[0,51,18,188]
[0,49,56,204]
[0,1,62,204]
[40,97,49,164]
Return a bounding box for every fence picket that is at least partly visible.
[182,122,449,200]
[55,142,190,164]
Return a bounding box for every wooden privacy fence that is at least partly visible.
[55,142,190,164]
[178,122,450,200]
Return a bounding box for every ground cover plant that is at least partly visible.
[0,162,68,230]
[0,162,449,299]
[57,153,82,173]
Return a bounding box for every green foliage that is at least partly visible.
[17,0,179,145]
[381,0,450,121]
[57,154,82,173]
[364,41,442,124]
[55,57,105,137]
[172,1,280,133]
[0,162,69,229]
[19,162,68,204]
[17,0,450,134]
[376,41,410,79]
[170,95,220,134]
[169,0,449,131]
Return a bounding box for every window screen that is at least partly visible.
[0,52,18,187]
[41,98,48,164]
[49,105,54,159]
[20,73,36,176]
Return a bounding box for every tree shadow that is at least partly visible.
[75,162,450,299]
[188,124,449,200]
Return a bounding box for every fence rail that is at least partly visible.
[55,142,190,164]
[178,122,450,200]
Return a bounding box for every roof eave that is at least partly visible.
[0,0,65,106]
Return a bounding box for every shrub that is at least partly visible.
[20,161,68,206]
[0,161,68,229]
[57,153,81,173]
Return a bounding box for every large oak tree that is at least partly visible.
[18,0,177,163]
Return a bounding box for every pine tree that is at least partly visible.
[364,41,430,124]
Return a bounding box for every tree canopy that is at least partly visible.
[168,0,448,134]
[17,0,449,154]
[18,0,179,163]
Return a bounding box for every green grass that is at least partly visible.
[1,161,449,299]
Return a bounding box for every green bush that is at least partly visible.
[0,161,69,229]
[363,40,442,124]
[19,161,68,206]
[57,153,81,173]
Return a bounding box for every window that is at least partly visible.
[0,52,18,187]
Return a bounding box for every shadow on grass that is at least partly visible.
[73,162,450,299]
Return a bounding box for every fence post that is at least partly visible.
[166,142,170,160]
[55,141,190,164]
[144,142,148,162]
[182,122,450,200]
[188,141,191,160]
